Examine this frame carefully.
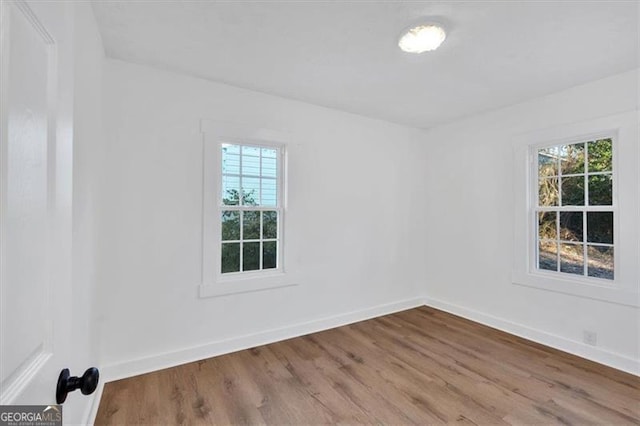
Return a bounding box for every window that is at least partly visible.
[200,120,294,298]
[535,138,614,280]
[220,143,282,274]
[513,111,638,307]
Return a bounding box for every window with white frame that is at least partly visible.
[535,137,614,280]
[513,111,637,307]
[220,143,282,274]
[200,121,293,298]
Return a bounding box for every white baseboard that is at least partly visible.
[424,297,640,376]
[100,297,424,385]
[88,295,637,424]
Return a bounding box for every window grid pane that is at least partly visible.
[220,143,281,274]
[535,138,613,281]
[559,243,584,275]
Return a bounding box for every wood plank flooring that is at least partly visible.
[95,307,640,425]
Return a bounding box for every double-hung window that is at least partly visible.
[535,137,614,280]
[512,111,638,307]
[220,143,282,275]
[200,121,292,298]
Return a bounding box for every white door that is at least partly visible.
[1,0,76,415]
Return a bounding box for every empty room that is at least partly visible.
[1,0,639,424]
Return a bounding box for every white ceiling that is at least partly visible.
[91,1,638,129]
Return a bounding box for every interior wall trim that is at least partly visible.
[88,296,638,423]
[98,297,425,383]
[424,297,639,376]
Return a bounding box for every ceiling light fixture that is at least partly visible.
[398,24,446,53]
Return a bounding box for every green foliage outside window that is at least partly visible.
[221,188,278,274]
[536,138,614,280]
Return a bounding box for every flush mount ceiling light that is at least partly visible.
[398,24,446,53]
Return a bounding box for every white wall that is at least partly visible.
[93,44,638,384]
[419,70,639,372]
[70,3,104,424]
[96,59,425,376]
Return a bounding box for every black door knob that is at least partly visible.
[56,367,99,404]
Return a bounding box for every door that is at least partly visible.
[1,0,75,415]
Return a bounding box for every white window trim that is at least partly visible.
[199,120,297,298]
[512,111,639,307]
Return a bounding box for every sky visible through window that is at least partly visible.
[222,143,277,206]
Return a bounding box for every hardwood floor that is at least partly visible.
[95,307,640,425]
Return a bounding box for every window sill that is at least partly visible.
[199,271,298,298]
[512,270,639,307]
